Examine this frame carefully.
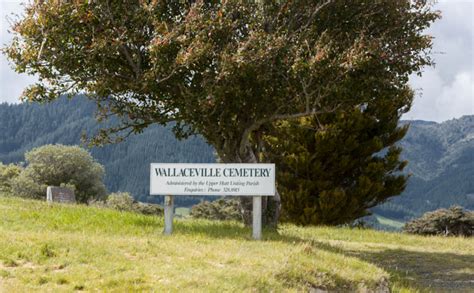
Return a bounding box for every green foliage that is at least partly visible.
[403,206,474,237]
[11,144,106,203]
[4,0,439,225]
[106,192,135,211]
[9,174,45,200]
[265,107,408,226]
[105,192,163,216]
[0,163,22,194]
[190,198,241,221]
[133,202,164,216]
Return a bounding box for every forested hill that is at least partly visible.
[0,96,215,205]
[1,97,473,220]
[375,116,474,220]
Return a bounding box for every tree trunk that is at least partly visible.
[238,146,281,228]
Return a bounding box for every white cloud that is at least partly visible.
[0,0,36,104]
[405,0,474,121]
[407,69,473,121]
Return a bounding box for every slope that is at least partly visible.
[376,116,474,221]
[1,196,473,292]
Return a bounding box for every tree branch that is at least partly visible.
[239,103,340,157]
[119,44,141,79]
[289,0,334,35]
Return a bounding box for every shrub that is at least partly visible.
[403,206,474,237]
[106,192,135,211]
[10,175,45,199]
[133,202,164,216]
[190,198,242,221]
[11,145,107,203]
[0,163,23,194]
[105,192,163,216]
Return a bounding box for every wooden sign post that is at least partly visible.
[163,195,174,235]
[150,163,275,240]
[252,196,262,240]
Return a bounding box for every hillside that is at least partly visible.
[0,97,215,206]
[0,97,473,221]
[375,116,474,221]
[1,196,473,292]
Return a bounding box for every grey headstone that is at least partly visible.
[46,186,76,204]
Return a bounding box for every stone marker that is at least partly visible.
[46,186,76,204]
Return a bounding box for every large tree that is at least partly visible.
[4,0,438,226]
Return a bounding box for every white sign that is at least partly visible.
[150,163,275,196]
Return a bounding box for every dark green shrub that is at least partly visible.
[190,198,242,221]
[403,206,474,237]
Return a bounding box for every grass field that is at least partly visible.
[0,196,473,292]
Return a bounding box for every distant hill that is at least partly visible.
[0,97,215,205]
[1,97,473,220]
[375,116,474,221]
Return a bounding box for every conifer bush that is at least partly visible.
[265,109,408,226]
[403,206,474,237]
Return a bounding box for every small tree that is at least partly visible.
[265,100,409,225]
[11,144,107,203]
[403,206,474,237]
[0,163,23,194]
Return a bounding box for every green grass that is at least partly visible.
[0,195,473,292]
[375,215,405,230]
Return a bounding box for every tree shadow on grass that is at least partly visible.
[173,219,254,239]
[345,248,474,292]
[172,218,309,241]
[304,239,474,292]
[165,220,474,291]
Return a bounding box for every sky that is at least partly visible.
[0,0,473,122]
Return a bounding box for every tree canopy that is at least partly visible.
[4,0,439,225]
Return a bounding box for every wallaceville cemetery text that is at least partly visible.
[150,163,275,196]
